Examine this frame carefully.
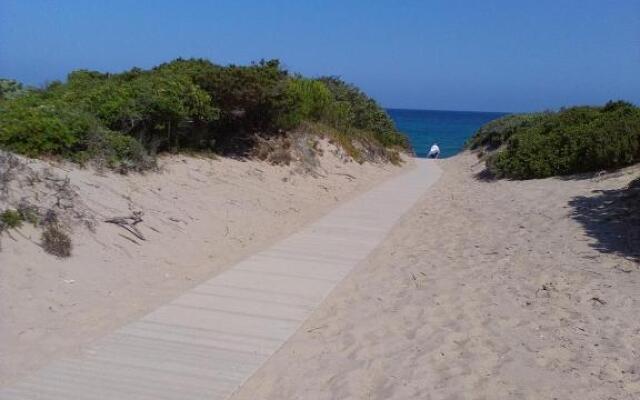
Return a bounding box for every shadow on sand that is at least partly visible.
[569,183,640,262]
[473,168,497,182]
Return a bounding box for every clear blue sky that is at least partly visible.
[1,0,638,112]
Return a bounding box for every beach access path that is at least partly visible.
[0,158,441,400]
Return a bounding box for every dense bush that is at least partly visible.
[280,78,333,129]
[82,128,155,172]
[465,113,547,151]
[0,79,27,100]
[0,92,95,156]
[63,68,218,152]
[0,58,406,167]
[467,101,640,179]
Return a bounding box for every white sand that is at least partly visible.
[0,143,407,386]
[230,152,640,400]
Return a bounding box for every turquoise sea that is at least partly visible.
[387,109,507,158]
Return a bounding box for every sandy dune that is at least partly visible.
[231,152,640,400]
[0,143,406,386]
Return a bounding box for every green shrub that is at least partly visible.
[191,59,290,138]
[0,79,27,101]
[104,131,152,168]
[278,78,333,129]
[0,58,408,166]
[465,113,546,151]
[471,101,640,179]
[0,209,23,229]
[0,93,94,156]
[82,128,155,171]
[64,68,218,152]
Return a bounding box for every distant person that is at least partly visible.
[427,143,440,159]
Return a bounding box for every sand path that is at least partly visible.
[230,153,640,400]
[0,158,441,400]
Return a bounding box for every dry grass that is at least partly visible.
[301,122,405,165]
[251,135,294,165]
[0,150,87,256]
[41,224,72,258]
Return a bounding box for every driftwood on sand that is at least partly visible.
[105,211,145,241]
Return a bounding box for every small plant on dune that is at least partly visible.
[268,148,293,165]
[251,135,295,165]
[0,203,41,254]
[387,150,403,166]
[0,209,23,229]
[17,203,40,225]
[41,224,72,258]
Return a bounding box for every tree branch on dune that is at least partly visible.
[105,211,145,241]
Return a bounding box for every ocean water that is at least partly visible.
[387,109,507,158]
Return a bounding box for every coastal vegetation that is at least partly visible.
[0,209,23,229]
[0,201,72,257]
[467,101,640,179]
[0,59,407,171]
[41,224,72,258]
[0,79,27,101]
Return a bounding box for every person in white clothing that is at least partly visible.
[427,143,440,159]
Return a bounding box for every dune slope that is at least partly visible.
[0,143,406,385]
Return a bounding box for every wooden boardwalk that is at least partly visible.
[0,159,441,400]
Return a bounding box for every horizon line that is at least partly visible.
[386,107,512,114]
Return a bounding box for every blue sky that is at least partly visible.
[1,0,638,112]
